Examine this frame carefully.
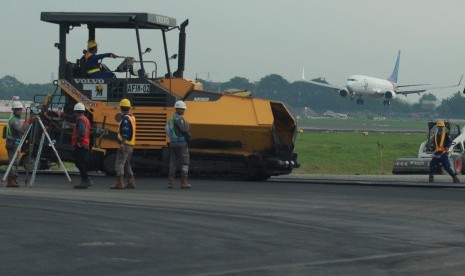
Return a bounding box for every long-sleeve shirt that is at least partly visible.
[7,114,29,142]
[83,53,112,70]
[173,114,190,138]
[167,113,190,144]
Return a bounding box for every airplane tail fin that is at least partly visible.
[387,50,400,84]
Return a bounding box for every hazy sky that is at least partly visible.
[1,0,465,103]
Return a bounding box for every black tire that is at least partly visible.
[20,155,34,171]
[102,152,117,176]
[247,174,271,181]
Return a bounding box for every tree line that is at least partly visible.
[0,75,54,101]
[1,74,464,119]
[198,74,465,119]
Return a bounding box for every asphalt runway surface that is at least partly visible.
[1,174,465,276]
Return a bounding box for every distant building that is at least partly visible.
[0,99,33,112]
[323,110,348,119]
[420,99,439,110]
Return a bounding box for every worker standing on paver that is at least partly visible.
[429,120,460,183]
[166,100,191,189]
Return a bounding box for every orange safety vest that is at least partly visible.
[434,131,446,152]
[118,114,136,146]
[72,115,91,148]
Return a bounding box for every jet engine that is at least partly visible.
[384,90,397,99]
[339,89,349,97]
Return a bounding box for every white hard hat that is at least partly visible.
[74,103,85,111]
[174,100,187,109]
[11,101,24,110]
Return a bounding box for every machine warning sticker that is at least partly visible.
[193,97,210,101]
[185,91,221,102]
[127,84,150,94]
[83,83,108,100]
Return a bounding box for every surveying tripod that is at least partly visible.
[1,117,72,188]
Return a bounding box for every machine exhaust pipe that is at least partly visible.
[173,19,189,78]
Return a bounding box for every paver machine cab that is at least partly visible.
[38,12,299,180]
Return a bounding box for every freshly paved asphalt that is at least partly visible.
[1,174,465,276]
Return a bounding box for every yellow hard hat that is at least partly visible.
[120,98,131,108]
[87,40,98,50]
[436,120,445,127]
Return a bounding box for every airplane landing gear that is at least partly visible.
[383,100,390,106]
[356,98,364,105]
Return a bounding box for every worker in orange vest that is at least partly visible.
[72,103,91,189]
[429,120,460,183]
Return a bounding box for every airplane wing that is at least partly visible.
[396,74,462,96]
[395,89,427,96]
[305,80,343,91]
[396,84,429,88]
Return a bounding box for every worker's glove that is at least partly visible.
[26,116,38,124]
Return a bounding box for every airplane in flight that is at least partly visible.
[308,51,462,105]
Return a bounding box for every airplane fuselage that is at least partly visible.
[308,50,456,105]
[346,75,396,98]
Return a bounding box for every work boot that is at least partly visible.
[110,176,124,189]
[453,175,460,183]
[167,177,175,189]
[428,175,434,183]
[180,177,191,189]
[125,175,136,189]
[74,180,89,189]
[7,176,19,188]
[74,177,89,189]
